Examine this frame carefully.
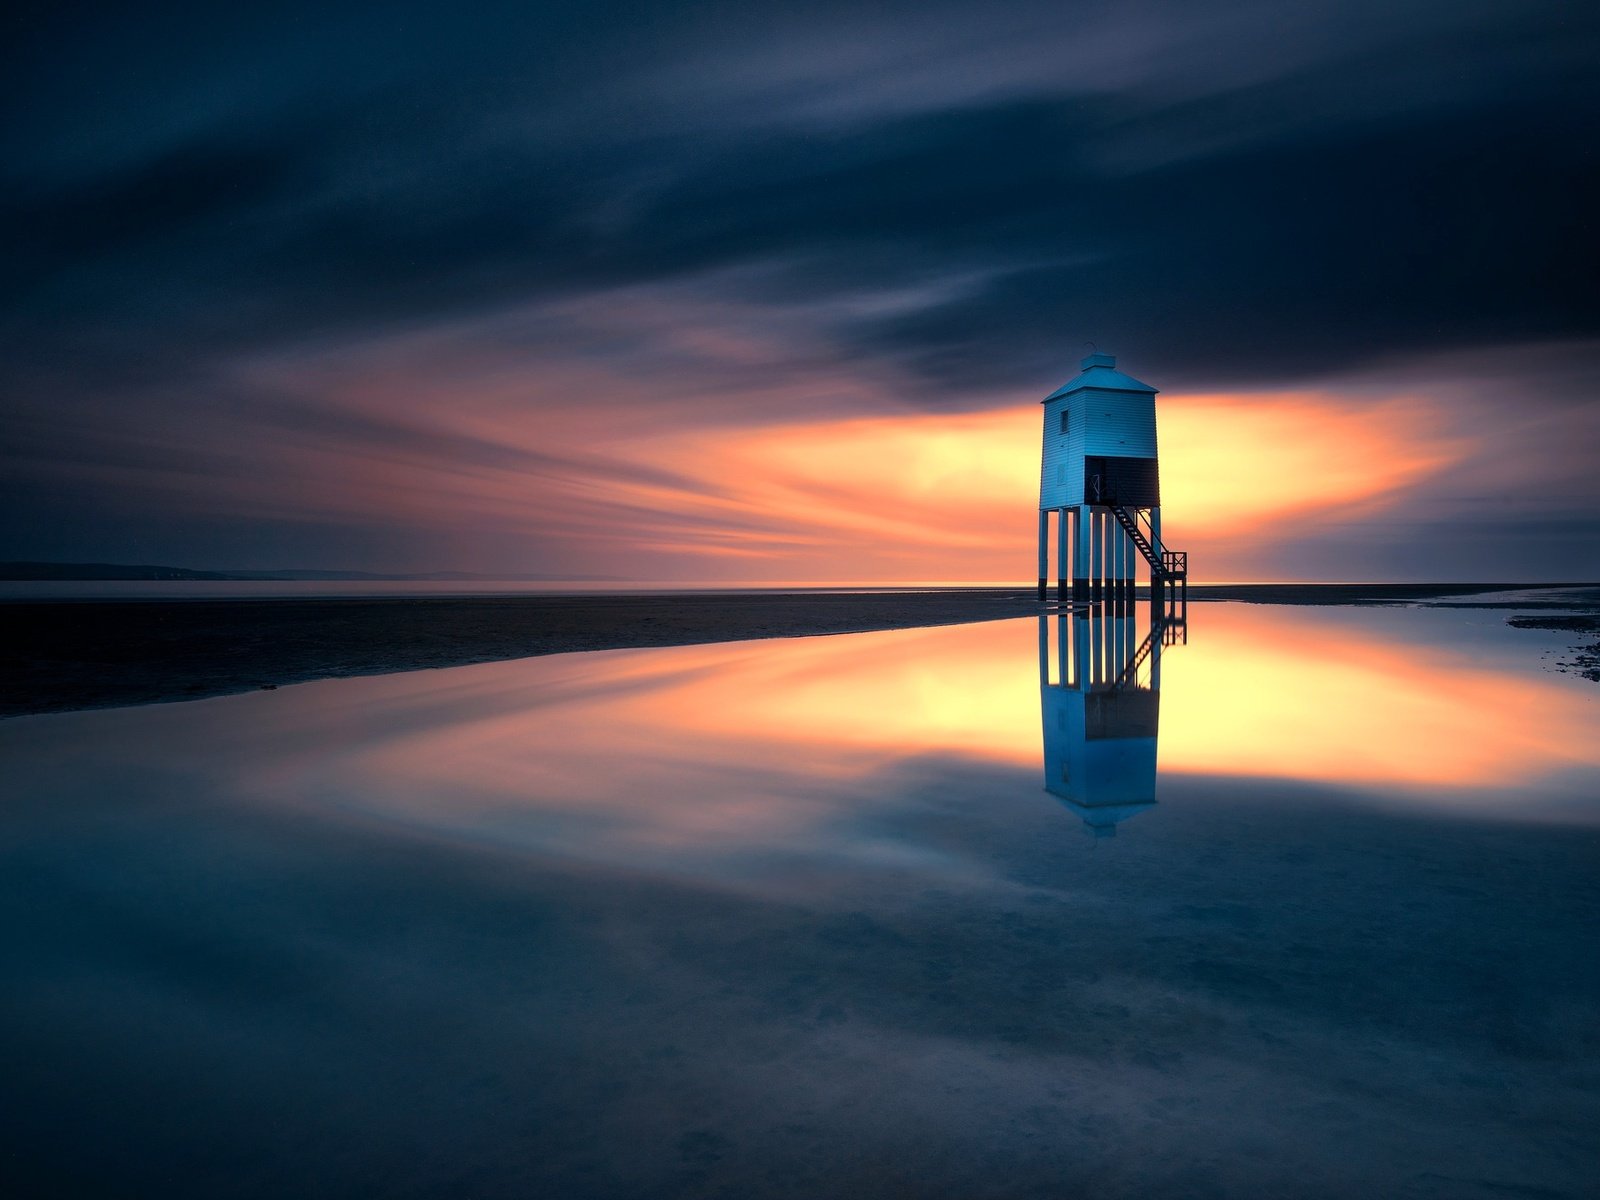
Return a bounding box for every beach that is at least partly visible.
[5,583,1596,719]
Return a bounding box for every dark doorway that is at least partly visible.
[1084,456,1160,507]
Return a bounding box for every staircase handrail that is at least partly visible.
[1109,504,1182,579]
[1135,507,1170,559]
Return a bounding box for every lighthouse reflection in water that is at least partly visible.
[1040,597,1186,836]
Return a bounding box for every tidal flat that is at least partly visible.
[3,600,1598,1198]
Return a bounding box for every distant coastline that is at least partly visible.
[0,560,623,583]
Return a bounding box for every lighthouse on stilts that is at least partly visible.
[1036,352,1186,617]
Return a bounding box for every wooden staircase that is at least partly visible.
[1109,505,1186,582]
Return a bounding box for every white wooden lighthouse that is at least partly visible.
[1036,352,1185,605]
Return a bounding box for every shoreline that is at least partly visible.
[5,583,1596,719]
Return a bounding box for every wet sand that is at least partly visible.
[1508,613,1600,681]
[4,583,1593,718]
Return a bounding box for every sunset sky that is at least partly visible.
[4,0,1598,582]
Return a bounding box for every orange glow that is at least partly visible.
[591,392,1469,581]
[1160,394,1462,526]
[233,325,1475,582]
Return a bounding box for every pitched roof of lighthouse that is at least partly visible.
[1042,353,1158,402]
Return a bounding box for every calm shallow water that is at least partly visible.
[3,602,1598,1198]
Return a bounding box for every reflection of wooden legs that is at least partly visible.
[1041,612,1095,690]
[1111,605,1122,680]
[1090,600,1103,683]
[1055,599,1178,691]
[1048,579,1179,693]
[1152,579,1188,626]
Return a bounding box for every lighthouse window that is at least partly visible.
[1059,410,1069,435]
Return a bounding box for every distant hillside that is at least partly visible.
[0,561,624,582]
[0,561,232,581]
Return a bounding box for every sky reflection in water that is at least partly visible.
[236,600,1600,871]
[3,601,1599,1198]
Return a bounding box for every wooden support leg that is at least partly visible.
[1056,506,1068,601]
[1037,509,1048,601]
[1072,506,1089,602]
[1090,509,1103,602]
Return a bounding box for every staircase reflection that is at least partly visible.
[1039,597,1187,836]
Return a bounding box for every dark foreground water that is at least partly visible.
[4,602,1598,1199]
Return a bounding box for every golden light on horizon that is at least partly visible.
[232,321,1481,584]
[595,389,1471,580]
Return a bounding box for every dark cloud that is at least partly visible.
[7,0,1596,376]
[818,93,1600,390]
